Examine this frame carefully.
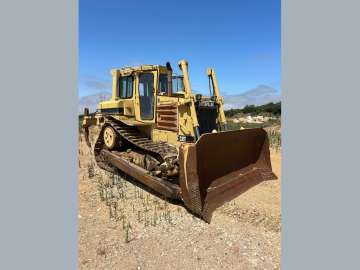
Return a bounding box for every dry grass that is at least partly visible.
[78,126,281,269]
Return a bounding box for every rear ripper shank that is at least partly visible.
[82,59,277,222]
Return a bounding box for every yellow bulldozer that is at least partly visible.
[82,59,276,222]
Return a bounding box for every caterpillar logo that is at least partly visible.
[178,135,195,143]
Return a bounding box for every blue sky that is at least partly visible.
[79,0,280,97]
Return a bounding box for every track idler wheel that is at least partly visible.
[103,126,118,150]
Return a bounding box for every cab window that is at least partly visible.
[158,73,172,95]
[119,76,133,98]
[158,74,167,94]
[172,76,184,92]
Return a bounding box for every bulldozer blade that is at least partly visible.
[178,128,277,222]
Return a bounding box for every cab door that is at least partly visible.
[138,72,156,121]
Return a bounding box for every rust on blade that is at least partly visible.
[179,128,277,222]
[178,143,203,216]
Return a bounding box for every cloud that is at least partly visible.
[79,91,111,113]
[223,85,280,109]
[79,84,281,113]
[85,79,111,90]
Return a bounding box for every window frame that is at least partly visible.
[118,75,134,99]
[138,72,155,120]
[172,75,184,93]
[158,73,169,95]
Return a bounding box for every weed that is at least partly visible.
[109,201,118,220]
[87,162,95,178]
[96,246,106,257]
[144,210,149,227]
[122,216,126,230]
[152,206,158,226]
[125,222,132,243]
[267,129,281,151]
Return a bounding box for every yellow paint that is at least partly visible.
[152,129,179,146]
[82,60,227,147]
[207,68,227,125]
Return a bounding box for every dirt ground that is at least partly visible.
[78,132,281,270]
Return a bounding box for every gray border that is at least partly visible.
[1,0,360,269]
[0,1,78,269]
[282,1,360,269]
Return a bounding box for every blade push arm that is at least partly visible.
[207,68,227,130]
[178,59,201,139]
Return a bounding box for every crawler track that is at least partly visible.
[93,116,178,174]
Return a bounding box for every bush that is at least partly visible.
[225,102,281,117]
